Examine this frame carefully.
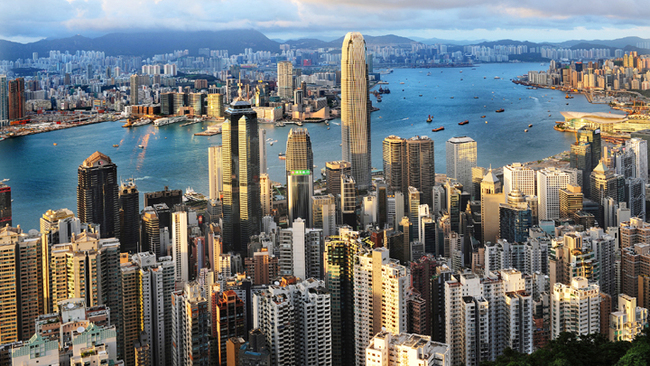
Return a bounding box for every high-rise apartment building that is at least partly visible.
[208,145,223,200]
[551,277,601,339]
[365,331,450,366]
[278,218,323,280]
[406,136,435,205]
[326,160,352,196]
[503,163,536,198]
[354,247,410,366]
[213,290,245,365]
[537,167,571,221]
[172,209,189,282]
[260,173,272,217]
[312,194,336,237]
[0,75,8,125]
[0,181,10,227]
[341,32,372,190]
[627,138,648,183]
[499,189,533,243]
[77,151,120,239]
[609,294,648,342]
[171,282,211,366]
[130,74,139,105]
[383,135,407,195]
[286,128,314,226]
[446,136,477,198]
[222,87,261,254]
[7,77,24,120]
[559,184,583,219]
[119,179,139,253]
[277,61,293,99]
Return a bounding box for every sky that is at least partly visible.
[1,0,649,43]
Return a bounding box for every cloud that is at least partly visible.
[0,0,648,43]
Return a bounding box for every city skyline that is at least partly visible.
[1,0,650,44]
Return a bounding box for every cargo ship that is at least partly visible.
[432,126,444,132]
[459,120,469,125]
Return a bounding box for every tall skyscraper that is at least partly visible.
[481,169,503,245]
[212,290,245,366]
[260,173,272,217]
[259,127,267,175]
[503,162,536,198]
[207,93,224,118]
[0,75,8,125]
[7,77,24,121]
[119,179,139,253]
[326,160,352,196]
[77,151,120,239]
[277,61,293,99]
[0,181,10,227]
[383,135,407,195]
[130,74,139,105]
[172,209,189,282]
[341,174,357,228]
[171,282,211,366]
[537,167,571,221]
[208,145,223,200]
[627,138,648,183]
[446,136,477,197]
[222,84,262,254]
[406,136,435,206]
[341,32,372,190]
[286,128,314,226]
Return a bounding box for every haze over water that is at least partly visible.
[0,62,613,230]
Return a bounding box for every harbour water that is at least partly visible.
[0,62,613,230]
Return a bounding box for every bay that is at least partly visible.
[0,62,613,230]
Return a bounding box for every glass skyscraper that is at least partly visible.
[286,128,314,226]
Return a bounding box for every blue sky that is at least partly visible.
[1,0,648,43]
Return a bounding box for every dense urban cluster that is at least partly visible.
[2,31,650,366]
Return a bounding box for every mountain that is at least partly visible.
[0,29,280,60]
[417,37,488,45]
[554,36,650,49]
[284,34,419,50]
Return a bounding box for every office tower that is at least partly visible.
[406,136,435,206]
[537,167,571,221]
[172,209,189,282]
[259,128,267,175]
[365,331,450,366]
[277,61,293,99]
[171,282,211,366]
[625,177,646,220]
[77,152,120,239]
[286,128,314,226]
[499,189,533,243]
[207,93,224,118]
[341,32,372,190]
[446,136,477,197]
[383,135,407,195]
[503,162,536,198]
[278,218,322,279]
[119,179,139,253]
[354,247,410,366]
[590,161,625,224]
[326,160,352,196]
[609,294,648,342]
[559,184,583,219]
[481,169,503,245]
[116,258,139,366]
[141,206,169,257]
[325,229,361,366]
[161,92,175,115]
[631,130,650,176]
[408,187,420,240]
[259,173,272,217]
[551,277,600,339]
[130,74,139,105]
[313,194,336,237]
[208,145,223,200]
[571,127,602,195]
[409,255,437,337]
[239,329,271,365]
[254,279,332,366]
[40,208,79,244]
[7,77,24,120]
[0,181,10,226]
[0,75,8,124]
[189,93,205,115]
[0,227,46,342]
[144,186,182,208]
[212,290,245,365]
[222,87,261,254]
[341,174,357,228]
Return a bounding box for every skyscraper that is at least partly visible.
[130,74,139,105]
[171,282,211,366]
[222,84,261,255]
[341,174,357,228]
[406,136,435,206]
[77,151,120,239]
[503,162,536,198]
[626,138,648,183]
[383,135,407,195]
[208,145,223,200]
[7,77,24,121]
[341,32,372,190]
[0,181,10,227]
[207,93,224,118]
[326,160,352,196]
[537,167,571,221]
[277,61,293,99]
[0,75,8,125]
[551,277,601,339]
[286,128,314,226]
[446,136,477,197]
[119,179,139,253]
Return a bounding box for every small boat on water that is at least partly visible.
[419,94,423,97]
[53,143,57,146]
[426,115,433,123]
[459,120,469,125]
[432,126,444,132]
[494,76,501,79]
[474,96,479,99]
[528,124,533,128]
[113,144,119,147]
[138,145,145,149]
[450,97,454,99]
[524,129,529,132]
[496,109,505,113]
[481,115,486,118]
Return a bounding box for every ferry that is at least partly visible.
[432,126,444,132]
[399,82,405,85]
[278,152,285,157]
[132,118,151,127]
[459,120,469,125]
[494,76,501,79]
[426,115,433,123]
[154,116,187,127]
[496,109,505,113]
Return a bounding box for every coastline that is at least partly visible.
[0,114,119,140]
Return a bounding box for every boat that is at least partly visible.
[528,124,533,128]
[566,103,569,105]
[132,118,151,127]
[113,144,119,147]
[269,142,274,146]
[496,109,505,113]
[427,72,431,76]
[426,115,433,123]
[565,94,574,99]
[279,156,286,160]
[279,152,285,157]
[327,127,330,130]
[400,82,405,84]
[549,114,552,117]
[481,115,486,118]
[432,126,444,132]
[459,120,469,125]
[474,96,479,99]
[494,76,501,79]
[377,96,382,102]
[154,116,187,127]
[485,121,488,124]
[524,129,528,132]
[450,97,454,99]
[384,88,390,94]
[484,77,486,79]
[138,145,145,149]
[53,143,57,146]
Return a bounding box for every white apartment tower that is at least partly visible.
[550,277,601,339]
[365,331,450,366]
[626,138,648,183]
[172,210,189,282]
[278,218,323,280]
[277,61,293,99]
[537,167,571,221]
[208,145,223,200]
[354,247,410,366]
